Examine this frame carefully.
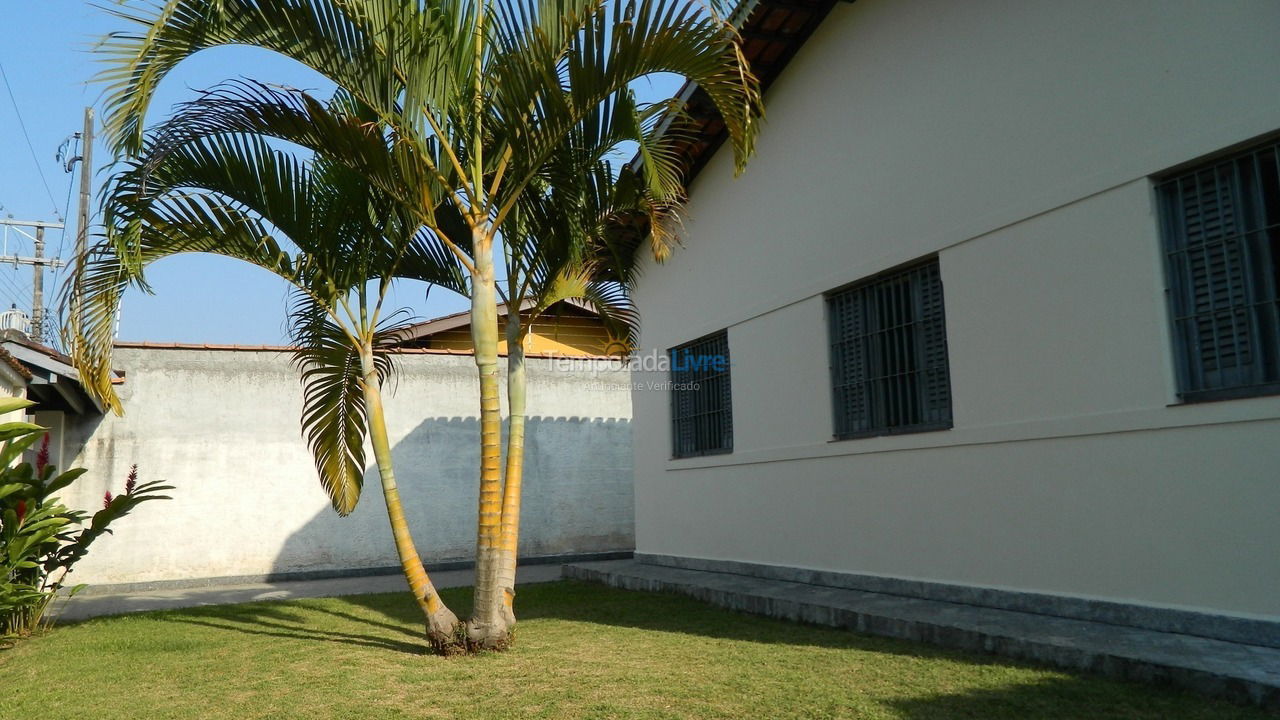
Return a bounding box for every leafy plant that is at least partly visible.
[0,397,171,641]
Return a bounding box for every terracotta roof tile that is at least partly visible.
[0,346,32,381]
[639,0,842,183]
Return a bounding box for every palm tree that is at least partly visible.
[68,90,470,651]
[85,0,762,651]
[489,144,677,629]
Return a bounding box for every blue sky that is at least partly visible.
[0,1,683,346]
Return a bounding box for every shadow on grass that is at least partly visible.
[146,580,907,656]
[332,583,1258,717]
[876,675,1243,720]
[154,599,427,655]
[342,580,992,659]
[110,581,1263,718]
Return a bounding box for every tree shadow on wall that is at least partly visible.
[269,415,634,583]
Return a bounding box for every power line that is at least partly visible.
[0,227,33,299]
[0,266,32,307]
[0,219,65,343]
[0,60,60,215]
[0,226,46,303]
[47,135,78,308]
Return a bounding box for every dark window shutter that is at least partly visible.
[713,332,734,450]
[1159,139,1280,400]
[1177,167,1252,386]
[916,263,953,427]
[669,330,733,457]
[671,352,696,456]
[828,258,952,438]
[829,289,868,436]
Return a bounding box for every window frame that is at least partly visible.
[668,329,734,459]
[1156,135,1280,403]
[826,257,954,441]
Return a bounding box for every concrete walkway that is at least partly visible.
[55,565,562,622]
[565,559,1280,710]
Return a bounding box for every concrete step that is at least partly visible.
[563,559,1280,709]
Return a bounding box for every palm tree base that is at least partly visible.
[464,618,515,652]
[426,607,467,656]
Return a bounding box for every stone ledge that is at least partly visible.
[564,559,1280,710]
[634,552,1280,649]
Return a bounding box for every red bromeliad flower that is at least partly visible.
[103,491,113,508]
[15,499,26,523]
[125,465,138,495]
[36,434,50,474]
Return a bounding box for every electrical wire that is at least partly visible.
[0,266,31,310]
[0,60,60,215]
[0,225,37,329]
[47,141,78,314]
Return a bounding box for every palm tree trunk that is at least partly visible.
[496,316,526,629]
[359,349,461,654]
[468,236,511,650]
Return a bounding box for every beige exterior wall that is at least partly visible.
[631,0,1280,619]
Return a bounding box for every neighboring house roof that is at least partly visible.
[0,346,32,382]
[1,333,107,415]
[391,298,599,346]
[651,0,846,185]
[114,341,300,352]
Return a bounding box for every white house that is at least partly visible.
[628,0,1280,638]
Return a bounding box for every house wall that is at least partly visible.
[58,347,633,586]
[0,362,28,425]
[631,0,1280,619]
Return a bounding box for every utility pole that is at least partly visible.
[75,107,93,266]
[63,107,96,353]
[0,219,66,344]
[32,226,44,340]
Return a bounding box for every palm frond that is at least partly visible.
[96,0,456,156]
[140,79,446,229]
[288,292,371,516]
[64,193,305,413]
[487,0,763,214]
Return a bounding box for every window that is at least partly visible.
[828,258,952,439]
[1157,138,1280,401]
[670,330,732,457]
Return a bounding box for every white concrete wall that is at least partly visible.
[58,347,632,585]
[631,0,1280,619]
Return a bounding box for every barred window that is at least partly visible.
[670,330,732,458]
[828,259,952,439]
[1158,138,1280,401]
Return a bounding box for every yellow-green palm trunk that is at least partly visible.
[359,350,460,652]
[468,233,510,648]
[497,317,527,627]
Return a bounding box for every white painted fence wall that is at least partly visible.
[57,346,632,586]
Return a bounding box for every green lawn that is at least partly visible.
[0,581,1267,719]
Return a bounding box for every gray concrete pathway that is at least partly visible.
[55,564,562,622]
[565,559,1280,710]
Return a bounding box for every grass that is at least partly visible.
[0,580,1269,719]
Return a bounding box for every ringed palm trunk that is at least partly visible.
[468,233,513,649]
[496,316,527,629]
[359,348,462,653]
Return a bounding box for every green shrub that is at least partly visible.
[0,397,171,640]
